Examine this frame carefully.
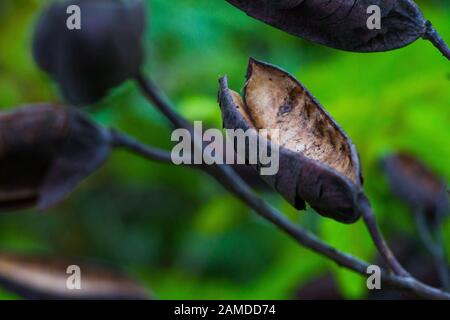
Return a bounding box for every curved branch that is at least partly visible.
[415,211,450,291]
[109,129,174,164]
[134,73,450,300]
[135,73,191,129]
[359,197,410,277]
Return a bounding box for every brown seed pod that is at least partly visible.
[218,58,364,223]
[381,153,449,226]
[0,104,111,212]
[225,0,445,53]
[0,253,149,300]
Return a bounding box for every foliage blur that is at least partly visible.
[0,0,448,299]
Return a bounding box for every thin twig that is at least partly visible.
[133,73,450,299]
[109,129,174,163]
[415,211,450,291]
[359,196,410,277]
[135,73,191,129]
[422,21,450,60]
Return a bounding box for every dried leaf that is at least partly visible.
[0,253,149,300]
[33,0,146,105]
[381,153,449,225]
[226,0,431,52]
[219,58,363,223]
[0,104,111,212]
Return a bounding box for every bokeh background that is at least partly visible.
[0,0,449,299]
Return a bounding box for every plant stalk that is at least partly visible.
[358,196,410,277]
[415,211,450,291]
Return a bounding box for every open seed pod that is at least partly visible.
[32,0,146,105]
[225,0,438,53]
[218,58,364,223]
[381,153,449,226]
[0,253,149,300]
[0,104,111,212]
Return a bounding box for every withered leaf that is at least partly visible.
[0,253,149,300]
[226,0,433,53]
[219,58,364,223]
[0,104,110,212]
[381,153,449,226]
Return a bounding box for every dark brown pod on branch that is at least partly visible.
[0,104,111,212]
[32,0,146,105]
[381,153,449,226]
[225,0,450,57]
[218,58,364,223]
[0,253,149,299]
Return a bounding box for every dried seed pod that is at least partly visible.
[32,0,146,105]
[0,253,149,299]
[381,153,449,226]
[225,0,447,54]
[218,58,364,223]
[0,104,111,212]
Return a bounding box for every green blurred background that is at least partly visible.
[0,0,448,299]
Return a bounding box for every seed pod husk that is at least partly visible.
[218,58,364,223]
[225,0,434,53]
[0,104,110,212]
[32,0,146,105]
[0,253,149,300]
[381,153,449,226]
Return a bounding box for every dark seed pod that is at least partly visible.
[218,58,364,223]
[381,153,449,226]
[0,104,111,212]
[0,253,150,300]
[32,0,146,105]
[225,0,441,53]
